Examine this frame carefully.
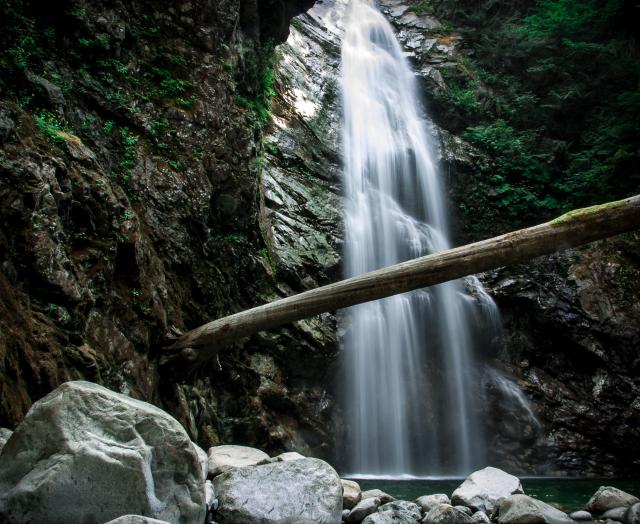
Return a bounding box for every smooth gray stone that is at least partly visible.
[423,503,475,524]
[103,517,170,524]
[587,487,639,514]
[568,510,592,521]
[0,381,205,524]
[415,494,451,513]
[347,497,381,523]
[452,467,524,514]
[213,457,342,524]
[497,494,573,524]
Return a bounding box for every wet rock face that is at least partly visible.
[480,235,640,476]
[0,0,339,460]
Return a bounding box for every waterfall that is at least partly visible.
[340,0,495,476]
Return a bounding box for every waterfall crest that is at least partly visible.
[340,0,495,476]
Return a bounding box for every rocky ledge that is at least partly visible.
[1,380,639,524]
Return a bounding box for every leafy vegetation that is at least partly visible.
[423,0,640,232]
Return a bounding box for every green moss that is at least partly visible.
[549,199,625,226]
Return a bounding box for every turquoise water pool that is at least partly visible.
[352,478,640,512]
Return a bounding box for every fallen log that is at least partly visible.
[161,194,640,369]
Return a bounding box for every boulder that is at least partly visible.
[362,489,396,504]
[347,497,381,523]
[423,503,475,524]
[625,503,640,524]
[568,510,592,521]
[362,501,421,524]
[472,511,491,523]
[0,381,205,524]
[103,517,170,524]
[586,487,639,514]
[193,443,209,479]
[342,479,363,510]
[207,445,270,477]
[456,505,473,516]
[272,451,306,462]
[415,494,451,513]
[497,494,573,524]
[452,467,524,514]
[0,428,12,454]
[213,457,342,523]
[603,507,629,521]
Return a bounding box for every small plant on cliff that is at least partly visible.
[35,110,67,145]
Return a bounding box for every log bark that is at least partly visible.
[161,194,640,369]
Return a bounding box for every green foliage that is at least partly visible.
[234,45,280,129]
[433,0,640,229]
[521,0,622,40]
[117,128,139,179]
[35,110,67,145]
[412,1,431,15]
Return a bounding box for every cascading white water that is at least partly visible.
[340,0,496,476]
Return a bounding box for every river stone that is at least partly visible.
[362,489,396,504]
[416,494,451,513]
[497,494,573,524]
[423,503,475,524]
[586,487,640,514]
[0,381,205,524]
[456,505,473,516]
[603,507,630,521]
[472,511,491,523]
[568,510,592,521]
[362,501,421,524]
[452,467,524,514]
[207,444,270,477]
[194,443,209,479]
[625,503,640,524]
[213,457,342,523]
[347,497,381,523]
[272,451,306,462]
[104,517,171,524]
[343,479,363,509]
[0,428,12,454]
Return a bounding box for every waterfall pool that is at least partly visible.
[351,478,640,512]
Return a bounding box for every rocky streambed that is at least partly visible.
[0,381,638,524]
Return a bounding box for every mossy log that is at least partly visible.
[161,194,640,370]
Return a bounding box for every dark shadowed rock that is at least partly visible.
[0,381,205,524]
[212,457,342,523]
[0,428,12,454]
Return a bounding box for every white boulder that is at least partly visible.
[0,381,205,524]
[207,444,269,477]
[452,467,524,514]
